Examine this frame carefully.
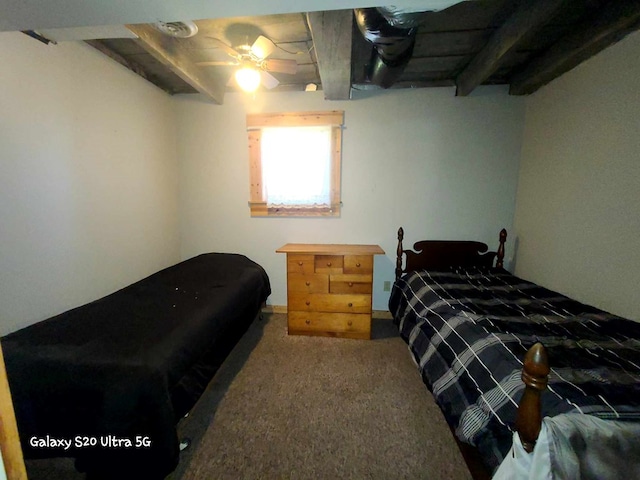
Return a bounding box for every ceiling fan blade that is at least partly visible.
[251,35,276,59]
[196,61,240,67]
[260,70,280,90]
[264,58,298,75]
[206,36,240,58]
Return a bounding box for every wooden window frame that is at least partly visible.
[247,110,344,217]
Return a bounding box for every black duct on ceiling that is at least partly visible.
[354,7,428,88]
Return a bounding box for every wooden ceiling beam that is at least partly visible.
[126,23,226,104]
[509,0,640,95]
[350,18,372,85]
[307,10,353,100]
[85,39,174,94]
[455,0,565,97]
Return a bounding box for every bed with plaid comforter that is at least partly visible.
[389,267,640,472]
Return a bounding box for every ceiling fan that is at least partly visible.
[197,35,298,92]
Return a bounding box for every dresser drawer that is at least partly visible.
[344,255,373,274]
[288,273,329,293]
[287,254,315,274]
[288,311,370,339]
[329,274,373,294]
[289,293,371,313]
[314,255,343,274]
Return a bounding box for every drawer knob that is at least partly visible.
[348,321,353,326]
[327,262,332,266]
[348,282,353,287]
[356,263,361,267]
[305,300,311,306]
[305,281,311,286]
[348,302,353,307]
[298,261,303,266]
[305,319,311,325]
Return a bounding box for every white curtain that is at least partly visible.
[261,126,331,207]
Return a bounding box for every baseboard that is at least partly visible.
[262,305,393,320]
[261,305,288,314]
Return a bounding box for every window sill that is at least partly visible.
[249,203,341,217]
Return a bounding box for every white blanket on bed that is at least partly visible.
[493,414,640,480]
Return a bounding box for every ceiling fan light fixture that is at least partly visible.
[235,66,261,93]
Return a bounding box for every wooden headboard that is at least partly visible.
[395,227,507,279]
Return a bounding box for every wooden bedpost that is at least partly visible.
[515,342,550,453]
[496,229,507,269]
[396,227,404,279]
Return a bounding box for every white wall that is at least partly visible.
[175,87,525,309]
[514,31,640,321]
[0,32,180,334]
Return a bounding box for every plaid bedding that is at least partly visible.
[389,267,640,471]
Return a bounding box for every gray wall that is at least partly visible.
[0,32,180,334]
[514,31,640,320]
[175,87,526,309]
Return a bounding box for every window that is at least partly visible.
[247,111,344,217]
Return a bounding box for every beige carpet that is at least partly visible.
[169,313,472,480]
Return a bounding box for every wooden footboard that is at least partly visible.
[453,343,550,480]
[516,342,550,452]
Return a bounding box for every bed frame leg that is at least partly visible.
[515,342,550,453]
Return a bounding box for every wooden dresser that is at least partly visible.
[276,244,385,339]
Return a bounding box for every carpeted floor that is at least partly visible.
[25,313,472,479]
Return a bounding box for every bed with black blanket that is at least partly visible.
[1,253,271,479]
[389,228,640,477]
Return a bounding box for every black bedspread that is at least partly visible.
[2,253,270,478]
[389,267,640,472]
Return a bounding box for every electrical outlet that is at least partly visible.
[383,281,391,292]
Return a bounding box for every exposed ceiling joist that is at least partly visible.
[45,2,639,101]
[85,39,163,92]
[126,23,226,104]
[455,0,565,96]
[509,0,640,95]
[307,10,353,100]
